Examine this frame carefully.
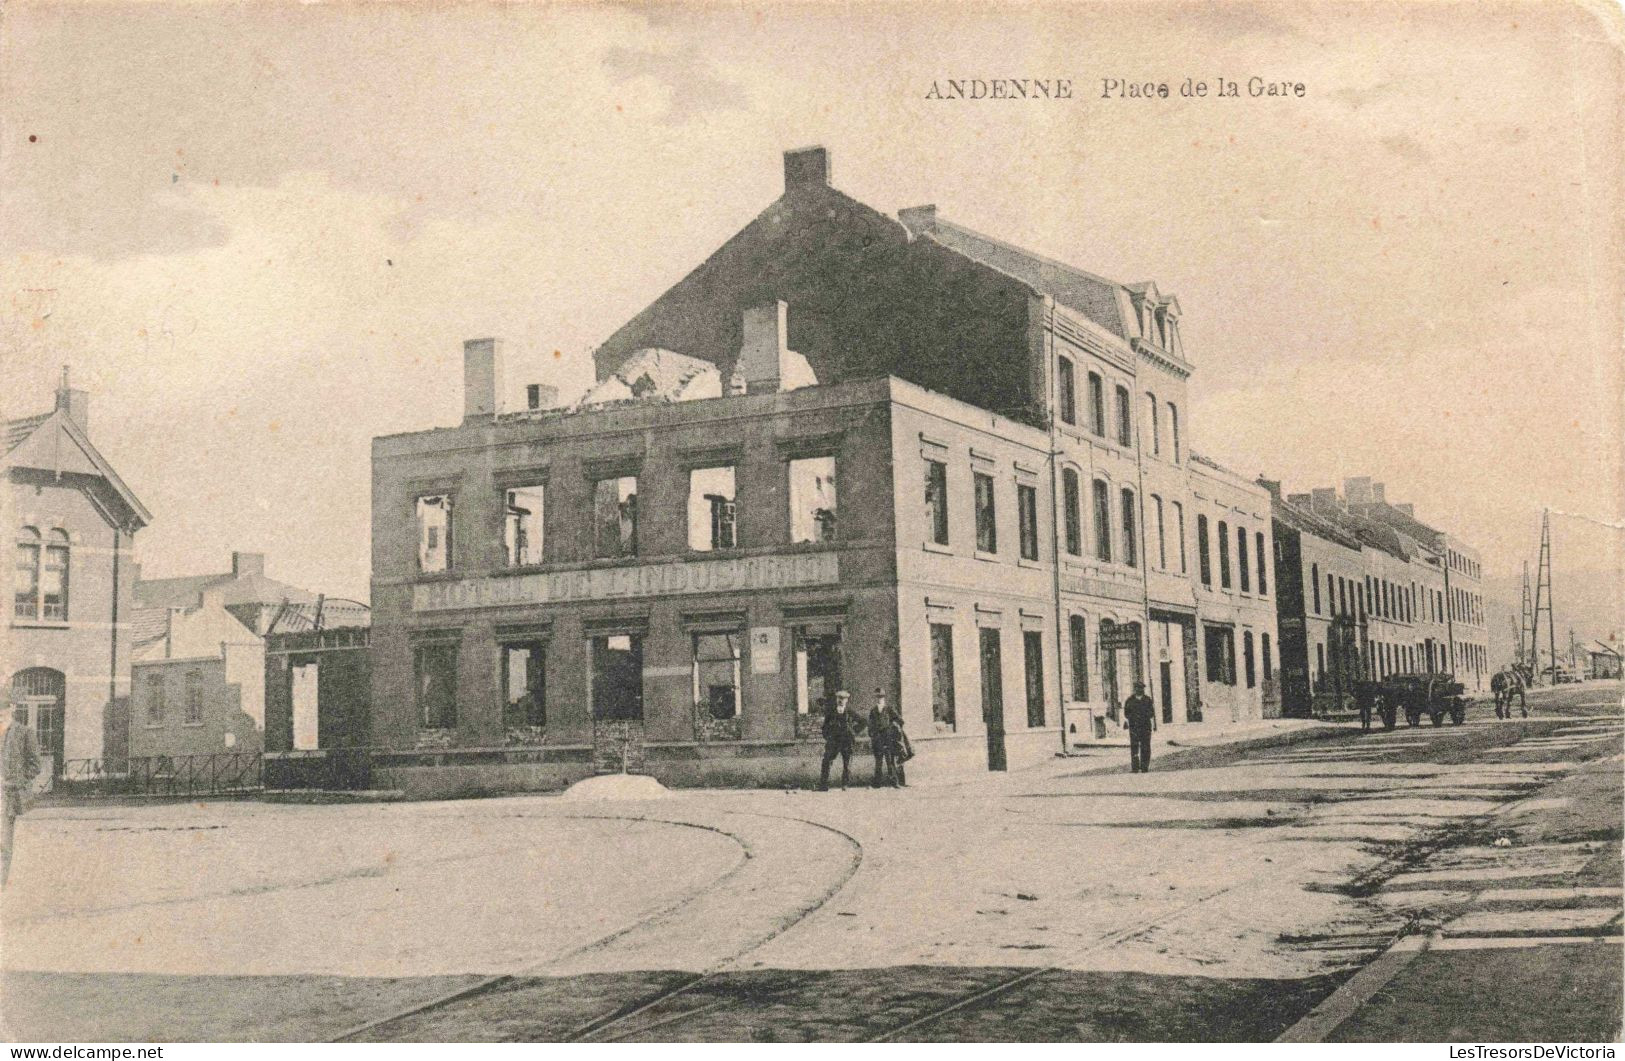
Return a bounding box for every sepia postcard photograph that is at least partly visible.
[1,0,1622,1048]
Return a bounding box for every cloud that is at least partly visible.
[601,45,749,125]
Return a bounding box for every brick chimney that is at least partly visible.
[1371,482,1386,503]
[1343,477,1374,505]
[525,383,559,411]
[783,146,830,191]
[463,338,507,422]
[231,552,265,579]
[1310,487,1341,513]
[738,302,791,395]
[898,204,938,236]
[55,366,89,434]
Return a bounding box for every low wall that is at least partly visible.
[360,729,1048,798]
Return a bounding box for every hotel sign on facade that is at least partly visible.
[413,552,841,612]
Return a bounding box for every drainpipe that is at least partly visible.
[1041,299,1073,756]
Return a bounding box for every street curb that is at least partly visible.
[1275,930,1439,1042]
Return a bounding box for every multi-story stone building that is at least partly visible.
[366,147,1279,793]
[4,376,150,779]
[1268,477,1491,717]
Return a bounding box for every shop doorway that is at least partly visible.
[1098,620,1144,725]
[590,633,645,773]
[979,627,1006,771]
[9,668,64,786]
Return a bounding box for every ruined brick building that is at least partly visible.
[365,147,1282,794]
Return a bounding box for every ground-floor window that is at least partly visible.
[1204,624,1236,686]
[590,633,644,721]
[929,622,956,728]
[793,624,843,716]
[979,627,1004,726]
[1243,630,1256,688]
[414,641,459,729]
[501,640,547,727]
[1261,633,1273,681]
[1023,630,1045,727]
[692,630,742,719]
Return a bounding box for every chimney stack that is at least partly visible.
[1343,476,1373,505]
[898,204,938,236]
[1395,502,1415,517]
[783,146,831,191]
[232,552,265,579]
[525,383,559,411]
[1372,482,1386,503]
[738,302,790,395]
[463,338,507,422]
[1310,487,1340,513]
[55,365,89,434]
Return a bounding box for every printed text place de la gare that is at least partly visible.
[923,77,1306,100]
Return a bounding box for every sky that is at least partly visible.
[3,1,1621,613]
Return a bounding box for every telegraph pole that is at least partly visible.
[1530,510,1556,685]
[1518,561,1533,671]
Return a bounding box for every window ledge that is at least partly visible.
[1017,557,1044,569]
[973,549,1001,563]
[12,620,70,630]
[921,541,954,556]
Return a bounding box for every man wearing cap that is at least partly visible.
[1123,680,1156,774]
[819,690,859,790]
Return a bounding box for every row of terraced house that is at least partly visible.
[3,146,1488,792]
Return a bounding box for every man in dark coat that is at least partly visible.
[1123,681,1156,773]
[868,688,905,788]
[2,706,42,887]
[819,690,859,790]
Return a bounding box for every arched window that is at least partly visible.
[1114,384,1132,447]
[1217,520,1232,589]
[1057,357,1076,425]
[1145,393,1160,456]
[1062,468,1082,556]
[1167,402,1181,463]
[14,527,69,622]
[1087,372,1105,436]
[1091,479,1112,562]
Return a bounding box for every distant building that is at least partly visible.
[128,591,264,758]
[1587,639,1622,680]
[135,551,369,636]
[5,375,151,778]
[1265,477,1491,718]
[131,551,369,760]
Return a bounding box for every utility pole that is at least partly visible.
[1530,510,1556,685]
[1518,561,1533,670]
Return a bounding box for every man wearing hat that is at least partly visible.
[819,690,859,790]
[868,687,906,788]
[1123,680,1156,774]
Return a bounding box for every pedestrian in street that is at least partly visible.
[819,689,859,790]
[1355,683,1375,733]
[868,688,905,788]
[1123,681,1156,774]
[1,704,42,888]
[1507,666,1528,718]
[1490,670,1508,719]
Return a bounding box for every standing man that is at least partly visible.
[868,688,905,788]
[819,690,858,791]
[1123,681,1156,774]
[1,704,42,887]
